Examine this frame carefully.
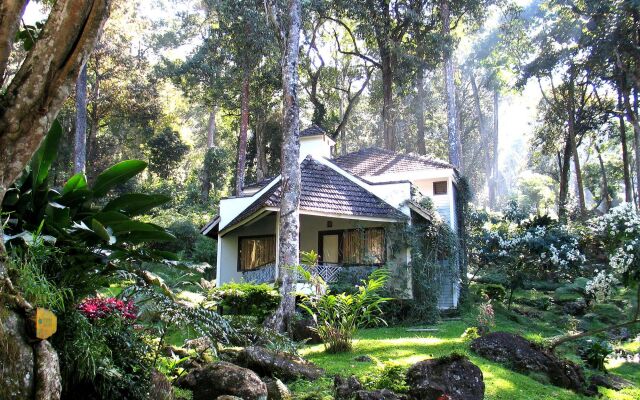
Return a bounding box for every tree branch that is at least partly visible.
[0,0,28,82]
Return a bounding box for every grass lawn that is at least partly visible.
[289,310,640,400]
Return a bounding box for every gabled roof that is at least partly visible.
[300,124,327,137]
[222,156,405,232]
[333,147,453,177]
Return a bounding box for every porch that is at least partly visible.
[216,212,408,290]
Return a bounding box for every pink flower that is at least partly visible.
[78,297,137,321]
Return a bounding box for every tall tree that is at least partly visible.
[441,0,462,169]
[264,0,302,333]
[74,64,89,174]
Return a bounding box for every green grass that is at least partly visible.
[289,309,640,399]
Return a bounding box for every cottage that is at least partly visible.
[202,125,462,309]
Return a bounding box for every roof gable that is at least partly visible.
[222,156,405,231]
[333,147,452,177]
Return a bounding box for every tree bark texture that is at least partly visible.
[268,0,302,333]
[618,89,633,203]
[415,66,427,155]
[74,63,88,174]
[0,0,28,83]
[558,138,572,220]
[490,89,499,209]
[621,87,640,206]
[567,78,586,217]
[235,70,250,196]
[441,0,462,170]
[0,0,111,197]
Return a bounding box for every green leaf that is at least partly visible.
[103,193,170,216]
[117,230,176,244]
[31,120,63,190]
[92,160,147,198]
[91,219,116,245]
[62,173,88,195]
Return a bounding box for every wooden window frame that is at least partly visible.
[237,234,276,272]
[317,227,386,266]
[433,181,448,195]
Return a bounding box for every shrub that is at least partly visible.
[300,268,391,353]
[209,282,280,320]
[578,338,613,371]
[225,315,298,353]
[193,235,217,266]
[476,300,495,334]
[475,284,506,302]
[363,361,409,393]
[461,327,480,341]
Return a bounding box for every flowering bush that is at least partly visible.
[78,297,137,321]
[586,204,640,301]
[476,300,495,334]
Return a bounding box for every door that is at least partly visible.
[321,234,340,264]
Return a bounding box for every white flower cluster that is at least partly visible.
[587,203,640,299]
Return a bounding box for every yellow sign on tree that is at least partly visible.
[33,308,57,340]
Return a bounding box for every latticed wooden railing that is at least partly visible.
[242,262,346,284]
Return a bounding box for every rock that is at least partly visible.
[354,355,374,363]
[34,340,61,400]
[590,374,634,391]
[176,361,267,400]
[149,369,174,400]
[216,397,244,400]
[1,309,35,399]
[184,336,214,353]
[334,375,365,400]
[354,389,407,400]
[562,299,587,316]
[235,346,324,381]
[263,377,292,400]
[405,354,484,400]
[163,345,191,358]
[471,332,589,394]
[291,318,322,344]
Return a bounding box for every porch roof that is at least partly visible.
[221,156,406,233]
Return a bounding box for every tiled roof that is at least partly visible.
[333,147,452,177]
[300,124,327,137]
[223,156,405,230]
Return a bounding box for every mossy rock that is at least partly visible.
[554,278,589,303]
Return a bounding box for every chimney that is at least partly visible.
[299,125,335,160]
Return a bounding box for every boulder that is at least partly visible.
[470,332,589,394]
[354,389,407,400]
[184,336,214,354]
[176,361,267,400]
[235,346,324,381]
[290,318,322,344]
[354,355,374,363]
[590,374,634,391]
[334,375,365,400]
[405,354,484,400]
[1,309,35,400]
[34,340,61,400]
[216,397,244,400]
[562,299,587,316]
[263,377,292,400]
[148,369,174,400]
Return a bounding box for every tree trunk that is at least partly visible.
[415,66,427,155]
[490,88,499,209]
[567,78,586,217]
[594,142,611,212]
[86,56,101,179]
[201,107,217,203]
[558,138,572,220]
[441,0,461,170]
[381,51,395,151]
[470,73,491,207]
[619,89,633,203]
[266,0,302,333]
[73,63,88,174]
[235,70,250,196]
[255,111,268,182]
[621,87,640,206]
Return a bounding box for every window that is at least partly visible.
[238,235,276,271]
[319,228,385,265]
[433,181,448,195]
